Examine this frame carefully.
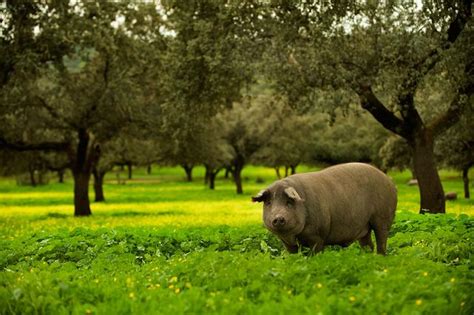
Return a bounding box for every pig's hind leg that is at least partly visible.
[372,222,389,255]
[358,230,374,252]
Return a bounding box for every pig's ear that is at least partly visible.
[284,187,303,202]
[252,189,269,203]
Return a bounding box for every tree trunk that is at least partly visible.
[463,166,470,199]
[411,131,445,214]
[38,171,45,185]
[204,165,211,185]
[290,165,297,175]
[70,128,99,217]
[147,165,152,175]
[209,172,217,190]
[127,162,132,180]
[58,169,65,183]
[275,167,281,179]
[284,166,289,178]
[230,157,245,194]
[182,164,193,182]
[73,170,92,216]
[28,166,36,187]
[224,167,230,179]
[233,168,243,194]
[93,169,105,202]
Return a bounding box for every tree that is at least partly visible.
[158,118,206,182]
[0,2,164,215]
[0,150,47,186]
[155,1,258,184]
[251,99,315,176]
[219,95,280,194]
[263,1,473,213]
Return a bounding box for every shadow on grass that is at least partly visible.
[32,210,184,220]
[107,210,184,217]
[35,212,70,220]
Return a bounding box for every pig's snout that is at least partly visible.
[272,216,286,228]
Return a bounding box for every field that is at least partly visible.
[1,166,473,314]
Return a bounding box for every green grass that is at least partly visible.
[0,165,473,314]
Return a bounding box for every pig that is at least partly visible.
[252,163,397,255]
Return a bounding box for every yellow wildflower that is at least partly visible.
[169,276,178,283]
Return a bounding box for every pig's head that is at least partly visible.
[252,183,306,236]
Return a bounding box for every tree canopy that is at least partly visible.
[1,0,472,215]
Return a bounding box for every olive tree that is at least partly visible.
[262,0,473,213]
[0,1,164,215]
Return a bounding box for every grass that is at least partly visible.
[0,165,473,314]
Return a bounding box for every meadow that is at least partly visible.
[0,166,473,314]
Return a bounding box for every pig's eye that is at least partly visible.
[287,199,295,207]
[264,200,271,206]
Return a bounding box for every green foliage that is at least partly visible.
[0,166,473,314]
[310,109,389,166]
[0,216,472,314]
[436,107,474,171]
[379,135,413,173]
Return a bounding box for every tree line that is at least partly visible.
[0,0,472,216]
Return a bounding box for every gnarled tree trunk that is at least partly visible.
[205,165,221,190]
[69,128,100,216]
[275,167,281,179]
[463,166,471,199]
[209,171,217,190]
[58,169,65,183]
[182,164,193,182]
[73,170,91,216]
[28,166,37,187]
[231,155,245,194]
[93,168,106,202]
[290,165,297,175]
[410,130,445,213]
[127,162,133,180]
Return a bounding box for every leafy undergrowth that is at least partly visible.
[1,212,473,315]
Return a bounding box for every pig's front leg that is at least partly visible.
[306,235,324,254]
[280,235,299,253]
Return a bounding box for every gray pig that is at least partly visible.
[252,163,397,255]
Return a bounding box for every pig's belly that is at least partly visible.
[324,226,370,245]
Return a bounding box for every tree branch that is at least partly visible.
[429,59,474,136]
[82,53,111,127]
[35,96,76,129]
[0,136,69,152]
[356,85,411,139]
[399,1,472,107]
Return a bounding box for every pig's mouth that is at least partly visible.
[265,219,304,235]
